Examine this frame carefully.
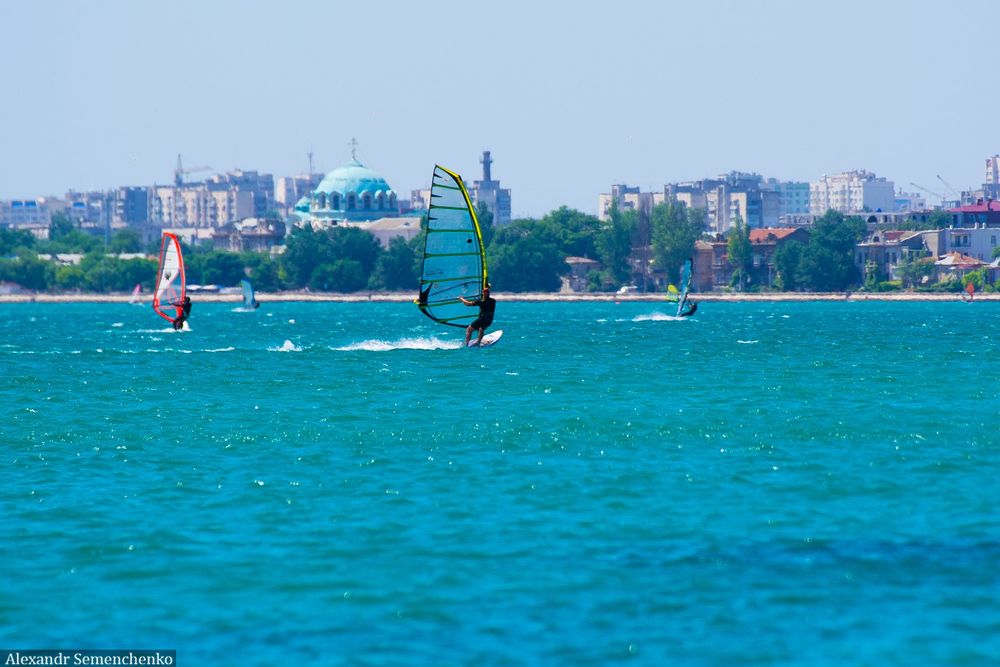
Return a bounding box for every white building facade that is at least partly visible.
[810,170,895,215]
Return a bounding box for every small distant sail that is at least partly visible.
[152,232,186,323]
[241,279,260,309]
[416,165,488,328]
[965,281,975,300]
[676,258,693,317]
[129,283,143,305]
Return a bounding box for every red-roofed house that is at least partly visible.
[946,200,1000,227]
[934,251,985,282]
[748,227,809,286]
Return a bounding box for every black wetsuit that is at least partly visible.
[470,296,496,330]
[678,301,698,318]
[173,298,192,330]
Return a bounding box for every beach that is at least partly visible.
[0,290,993,303]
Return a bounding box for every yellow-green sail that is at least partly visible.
[416,165,488,327]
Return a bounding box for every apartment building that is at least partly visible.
[810,170,894,215]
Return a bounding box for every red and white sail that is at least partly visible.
[152,232,186,322]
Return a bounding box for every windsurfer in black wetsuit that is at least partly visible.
[172,295,192,330]
[678,300,698,318]
[458,283,495,346]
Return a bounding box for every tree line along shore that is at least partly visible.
[1,206,995,298]
[0,291,992,304]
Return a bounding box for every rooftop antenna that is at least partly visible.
[307,148,314,176]
[350,137,358,161]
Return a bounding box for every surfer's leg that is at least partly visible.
[465,325,473,346]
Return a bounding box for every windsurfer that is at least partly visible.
[172,295,192,330]
[678,301,698,318]
[458,283,495,346]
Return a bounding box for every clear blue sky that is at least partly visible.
[1,0,996,217]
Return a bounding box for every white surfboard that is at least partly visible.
[468,329,503,348]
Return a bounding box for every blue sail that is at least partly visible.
[416,165,488,328]
[676,258,693,317]
[240,279,259,310]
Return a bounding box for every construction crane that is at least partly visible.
[174,154,212,186]
[936,175,962,204]
[910,182,946,207]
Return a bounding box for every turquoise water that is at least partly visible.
[3,300,999,666]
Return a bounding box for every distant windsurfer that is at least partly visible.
[172,295,192,330]
[678,301,698,318]
[458,283,495,346]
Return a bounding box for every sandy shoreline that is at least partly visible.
[0,291,992,303]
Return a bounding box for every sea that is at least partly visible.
[2,300,999,666]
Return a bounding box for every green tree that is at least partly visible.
[49,212,75,240]
[39,230,103,254]
[241,252,283,292]
[410,221,427,283]
[488,219,565,292]
[372,236,418,290]
[894,209,952,232]
[327,227,381,278]
[187,251,246,285]
[109,229,142,253]
[895,255,936,288]
[280,226,327,288]
[41,212,102,254]
[796,211,866,291]
[310,260,366,292]
[476,202,495,248]
[928,210,953,229]
[539,206,602,259]
[281,225,382,291]
[595,204,636,284]
[774,240,804,291]
[651,201,702,285]
[0,249,52,290]
[0,228,36,256]
[53,264,87,291]
[963,267,988,292]
[726,215,752,291]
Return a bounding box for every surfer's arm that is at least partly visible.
[458,296,473,306]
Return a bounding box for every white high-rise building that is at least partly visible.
[984,155,1000,199]
[810,170,895,215]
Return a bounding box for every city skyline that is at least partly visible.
[1,0,997,218]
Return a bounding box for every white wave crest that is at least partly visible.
[270,340,301,352]
[633,312,684,322]
[335,336,461,351]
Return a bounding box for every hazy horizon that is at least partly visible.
[1,0,997,218]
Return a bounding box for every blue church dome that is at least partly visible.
[307,157,398,223]
[315,159,392,197]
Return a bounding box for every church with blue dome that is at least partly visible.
[294,149,398,226]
